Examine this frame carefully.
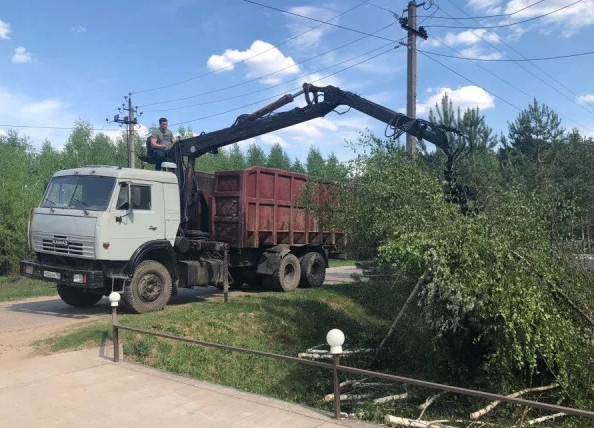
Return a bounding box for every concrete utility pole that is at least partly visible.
[127,94,135,168]
[400,1,428,157]
[406,1,417,157]
[108,94,140,168]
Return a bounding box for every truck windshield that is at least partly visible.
[40,176,116,211]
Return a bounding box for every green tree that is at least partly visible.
[306,146,325,177]
[290,158,306,173]
[246,143,267,167]
[506,99,564,165]
[266,143,291,170]
[227,144,246,170]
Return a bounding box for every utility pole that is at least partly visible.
[400,2,427,157]
[107,93,141,168]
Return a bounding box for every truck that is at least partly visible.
[20,83,469,313]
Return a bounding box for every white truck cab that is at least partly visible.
[21,166,180,312]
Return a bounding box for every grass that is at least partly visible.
[38,280,593,427]
[0,275,57,302]
[328,259,358,268]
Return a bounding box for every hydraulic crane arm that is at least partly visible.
[173,83,466,162]
[169,83,472,224]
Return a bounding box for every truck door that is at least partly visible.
[109,182,165,260]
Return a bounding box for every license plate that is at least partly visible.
[43,271,61,280]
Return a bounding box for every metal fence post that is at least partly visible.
[109,292,121,362]
[333,354,341,420]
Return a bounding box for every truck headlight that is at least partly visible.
[24,265,33,275]
[73,274,87,284]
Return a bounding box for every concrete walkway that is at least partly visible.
[0,346,377,427]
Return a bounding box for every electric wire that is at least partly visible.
[417,0,546,20]
[169,46,396,127]
[242,0,398,42]
[426,0,584,29]
[139,21,397,108]
[417,49,594,62]
[441,0,594,117]
[132,1,369,95]
[144,41,395,113]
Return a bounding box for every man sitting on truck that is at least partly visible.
[147,117,176,170]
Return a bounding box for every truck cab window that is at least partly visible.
[133,186,151,210]
[116,184,151,211]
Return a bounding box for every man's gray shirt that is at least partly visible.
[152,128,174,149]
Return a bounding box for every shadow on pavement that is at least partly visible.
[6,297,110,319]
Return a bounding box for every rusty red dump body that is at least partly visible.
[191,166,345,250]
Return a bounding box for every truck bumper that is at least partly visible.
[20,260,104,289]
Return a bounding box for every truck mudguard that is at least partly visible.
[124,240,178,280]
[256,245,291,275]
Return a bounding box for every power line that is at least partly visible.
[426,0,583,29]
[145,42,395,113]
[418,51,522,112]
[441,0,594,118]
[242,0,397,42]
[132,1,369,95]
[169,46,396,127]
[0,124,121,131]
[417,0,546,20]
[418,49,594,62]
[139,21,398,108]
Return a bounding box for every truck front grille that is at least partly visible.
[33,232,95,259]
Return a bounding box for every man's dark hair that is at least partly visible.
[159,117,168,124]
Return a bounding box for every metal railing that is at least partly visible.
[108,300,594,422]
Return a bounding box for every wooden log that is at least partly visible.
[384,415,456,427]
[525,412,566,425]
[373,393,409,404]
[470,384,558,420]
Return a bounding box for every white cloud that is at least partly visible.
[427,29,500,47]
[0,19,10,39]
[286,6,337,50]
[502,0,594,37]
[12,46,31,64]
[416,86,495,115]
[468,0,503,11]
[577,94,594,104]
[0,87,78,147]
[459,47,504,60]
[207,40,299,84]
[71,25,87,33]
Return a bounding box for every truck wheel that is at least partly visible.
[300,252,326,288]
[57,284,103,307]
[267,254,301,292]
[123,260,172,313]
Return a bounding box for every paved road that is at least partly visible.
[0,265,370,427]
[0,266,361,362]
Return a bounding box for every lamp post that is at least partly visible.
[109,292,121,362]
[326,328,345,420]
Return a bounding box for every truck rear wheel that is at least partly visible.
[300,252,326,288]
[123,260,172,314]
[266,254,301,292]
[57,284,103,307]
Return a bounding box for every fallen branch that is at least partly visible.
[470,384,558,420]
[374,273,429,361]
[524,412,566,425]
[374,393,409,404]
[384,415,456,427]
[324,392,374,402]
[418,392,447,420]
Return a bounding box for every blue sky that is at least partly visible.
[1,0,594,161]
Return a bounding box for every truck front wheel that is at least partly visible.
[57,284,103,307]
[300,252,326,288]
[123,260,172,313]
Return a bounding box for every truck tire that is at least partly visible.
[123,260,172,313]
[300,252,326,288]
[266,253,301,292]
[57,284,103,307]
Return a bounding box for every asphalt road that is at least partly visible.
[0,266,361,363]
